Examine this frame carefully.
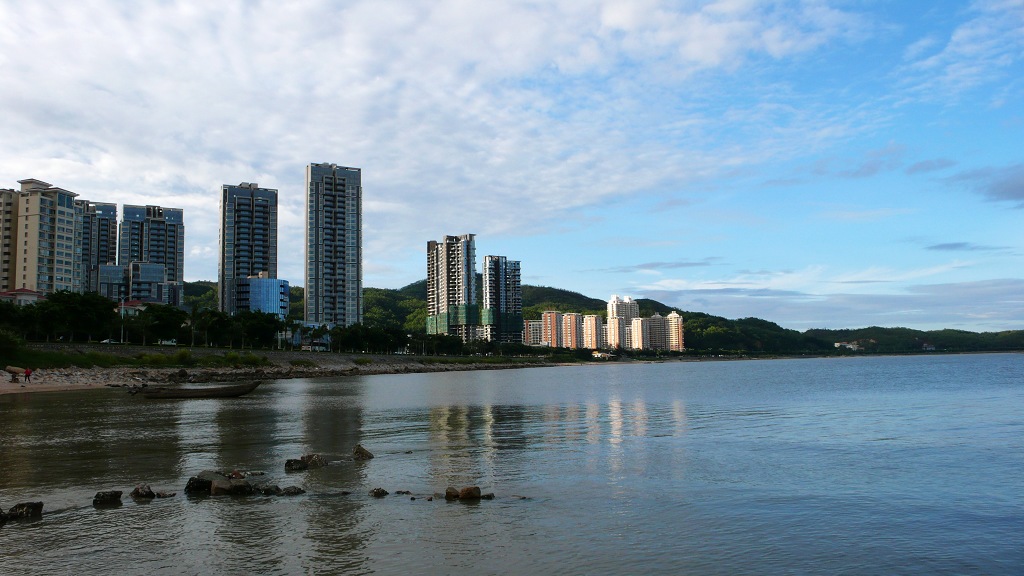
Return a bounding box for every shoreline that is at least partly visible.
[4,345,1017,396]
[0,350,558,396]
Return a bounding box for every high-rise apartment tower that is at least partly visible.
[118,204,185,304]
[219,182,279,315]
[607,294,639,349]
[666,311,686,351]
[481,255,523,343]
[77,201,117,293]
[0,179,79,293]
[304,163,362,327]
[426,234,478,341]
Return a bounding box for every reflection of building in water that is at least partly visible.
[298,383,370,566]
[673,400,687,436]
[427,403,533,488]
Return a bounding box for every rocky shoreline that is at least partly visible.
[1,444,505,530]
[1,345,558,395]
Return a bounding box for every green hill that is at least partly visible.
[521,285,607,319]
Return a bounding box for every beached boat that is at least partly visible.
[142,380,262,399]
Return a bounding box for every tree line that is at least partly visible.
[0,290,516,357]
[4,283,1021,357]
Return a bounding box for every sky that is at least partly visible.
[1,0,1022,332]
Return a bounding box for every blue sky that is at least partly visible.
[1,0,1022,331]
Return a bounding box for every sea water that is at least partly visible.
[1,353,1022,574]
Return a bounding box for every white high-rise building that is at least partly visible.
[666,311,686,351]
[606,316,625,349]
[607,294,640,348]
[630,317,650,350]
[607,294,639,321]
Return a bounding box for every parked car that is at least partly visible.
[100,339,120,344]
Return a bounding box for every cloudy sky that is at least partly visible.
[2,0,1022,332]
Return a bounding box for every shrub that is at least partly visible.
[0,328,23,354]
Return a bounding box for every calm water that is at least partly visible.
[1,354,1022,575]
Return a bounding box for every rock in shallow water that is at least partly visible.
[210,478,255,496]
[285,459,308,472]
[7,502,44,519]
[93,491,123,507]
[353,444,374,460]
[458,486,482,500]
[131,484,156,499]
[301,454,328,468]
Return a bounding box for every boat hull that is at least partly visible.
[142,380,262,399]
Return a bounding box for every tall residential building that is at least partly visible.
[666,311,686,351]
[77,201,117,293]
[606,316,626,350]
[119,204,185,304]
[426,234,478,341]
[0,179,79,293]
[630,317,650,350]
[523,319,543,345]
[219,182,279,315]
[541,310,562,347]
[582,314,605,350]
[608,294,639,321]
[481,255,523,343]
[305,163,362,327]
[607,294,639,349]
[0,187,14,290]
[648,312,668,351]
[562,313,583,349]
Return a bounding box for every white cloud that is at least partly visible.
[0,0,871,287]
[1,1,1020,335]
[898,0,1024,99]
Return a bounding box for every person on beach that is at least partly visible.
[24,368,32,383]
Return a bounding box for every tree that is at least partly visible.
[0,301,21,334]
[234,311,284,349]
[140,304,188,343]
[204,310,233,347]
[288,286,304,321]
[401,299,428,334]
